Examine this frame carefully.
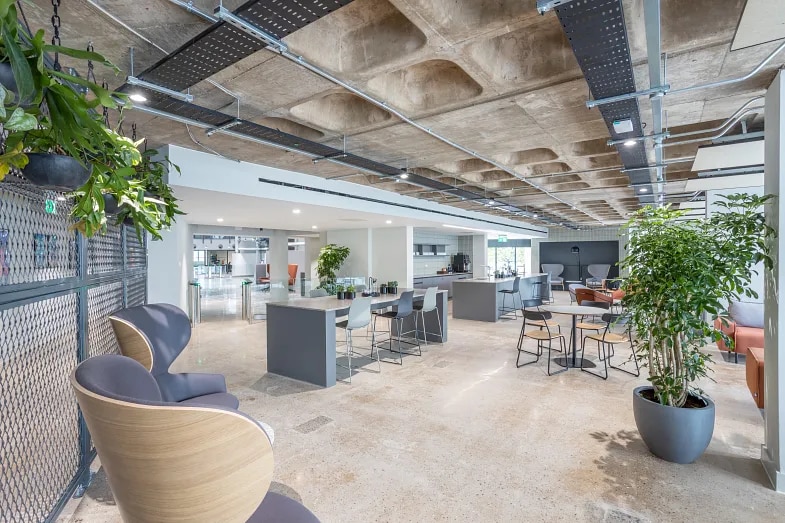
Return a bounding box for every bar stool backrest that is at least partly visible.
[394,291,415,318]
[419,287,438,312]
[511,276,521,292]
[347,297,373,329]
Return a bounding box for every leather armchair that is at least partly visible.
[71,355,315,523]
[110,303,239,408]
[288,263,298,286]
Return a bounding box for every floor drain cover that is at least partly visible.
[294,415,333,434]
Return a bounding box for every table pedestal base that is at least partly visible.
[554,356,596,369]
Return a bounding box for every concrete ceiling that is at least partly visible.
[20,0,785,227]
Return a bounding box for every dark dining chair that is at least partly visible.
[109,303,239,408]
[516,310,567,375]
[373,290,421,364]
[71,355,316,523]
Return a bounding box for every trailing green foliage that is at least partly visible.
[0,0,181,239]
[316,244,350,285]
[621,194,775,407]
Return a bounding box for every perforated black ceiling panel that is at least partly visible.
[236,0,354,39]
[137,0,354,92]
[555,0,649,171]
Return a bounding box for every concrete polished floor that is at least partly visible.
[63,292,785,523]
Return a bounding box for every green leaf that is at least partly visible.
[43,45,121,74]
[49,70,118,108]
[4,106,37,130]
[1,17,35,102]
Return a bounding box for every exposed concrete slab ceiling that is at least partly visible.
[23,0,785,227]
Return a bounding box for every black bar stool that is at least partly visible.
[373,290,421,365]
[498,276,522,319]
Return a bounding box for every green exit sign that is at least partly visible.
[498,234,508,243]
[44,199,56,214]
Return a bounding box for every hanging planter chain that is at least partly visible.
[50,0,61,71]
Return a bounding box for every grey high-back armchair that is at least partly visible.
[109,303,239,408]
[541,264,565,290]
[71,355,318,523]
[586,264,611,286]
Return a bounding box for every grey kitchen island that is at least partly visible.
[452,273,549,322]
[266,289,448,387]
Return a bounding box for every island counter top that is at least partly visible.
[454,273,548,284]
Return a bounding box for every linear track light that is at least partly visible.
[126,76,194,102]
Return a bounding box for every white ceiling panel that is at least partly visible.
[684,173,764,192]
[691,140,764,171]
[732,0,785,50]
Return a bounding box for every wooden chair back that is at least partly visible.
[71,373,273,522]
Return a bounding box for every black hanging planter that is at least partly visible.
[0,62,16,93]
[103,193,120,215]
[22,154,91,191]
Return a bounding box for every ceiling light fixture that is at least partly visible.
[129,93,148,103]
[292,209,301,214]
[639,188,649,193]
[126,76,194,102]
[400,173,409,179]
[385,220,392,224]
[623,139,637,147]
[312,225,318,229]
[216,218,224,222]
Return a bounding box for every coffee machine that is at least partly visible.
[452,253,471,273]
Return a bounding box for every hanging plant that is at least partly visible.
[0,0,182,239]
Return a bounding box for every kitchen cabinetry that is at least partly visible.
[412,273,472,298]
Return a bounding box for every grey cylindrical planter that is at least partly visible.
[633,386,715,464]
[22,154,91,191]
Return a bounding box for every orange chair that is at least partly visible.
[287,264,298,286]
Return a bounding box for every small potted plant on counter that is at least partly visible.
[621,193,774,464]
[336,285,345,300]
[379,283,387,294]
[346,285,356,299]
[387,281,398,294]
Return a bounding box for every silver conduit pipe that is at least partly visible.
[662,106,764,147]
[163,2,608,225]
[668,40,785,96]
[666,96,764,140]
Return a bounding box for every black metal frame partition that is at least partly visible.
[0,177,147,522]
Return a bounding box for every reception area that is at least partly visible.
[2,1,785,522]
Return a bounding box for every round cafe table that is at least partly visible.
[541,304,608,369]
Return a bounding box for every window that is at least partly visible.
[487,242,531,274]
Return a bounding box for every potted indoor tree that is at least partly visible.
[317,243,350,293]
[621,193,774,464]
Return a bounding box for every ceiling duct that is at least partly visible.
[542,0,653,202]
[129,87,570,227]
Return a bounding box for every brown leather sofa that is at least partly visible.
[746,347,764,409]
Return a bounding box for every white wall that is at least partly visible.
[372,226,413,288]
[325,229,372,278]
[472,234,488,277]
[147,220,192,310]
[231,251,256,276]
[706,186,765,301]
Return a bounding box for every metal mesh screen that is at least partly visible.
[87,282,123,358]
[86,224,123,275]
[0,177,148,522]
[0,178,78,285]
[0,294,80,523]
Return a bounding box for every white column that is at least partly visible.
[147,220,193,310]
[325,228,372,279]
[268,230,290,300]
[372,226,413,288]
[303,236,324,282]
[762,69,785,491]
[472,233,488,278]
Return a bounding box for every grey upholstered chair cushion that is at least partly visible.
[110,303,191,377]
[75,355,164,404]
[248,492,320,523]
[179,392,240,409]
[155,372,233,405]
[729,301,764,328]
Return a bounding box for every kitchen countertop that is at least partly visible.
[414,273,472,279]
[454,273,547,284]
